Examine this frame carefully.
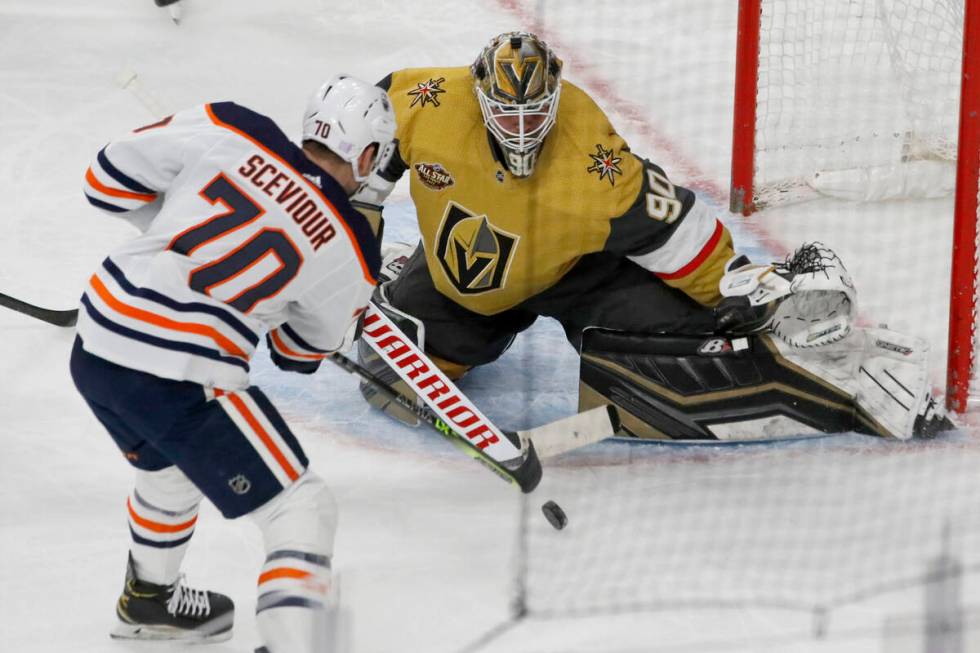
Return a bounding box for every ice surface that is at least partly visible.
[1,2,976,652]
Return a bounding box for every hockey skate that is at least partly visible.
[111,554,234,642]
[913,394,955,439]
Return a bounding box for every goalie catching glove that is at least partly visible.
[715,243,856,348]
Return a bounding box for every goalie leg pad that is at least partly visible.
[579,329,860,441]
[775,327,952,440]
[579,327,951,441]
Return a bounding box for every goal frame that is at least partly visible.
[729,0,980,412]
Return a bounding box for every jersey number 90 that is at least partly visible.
[645,169,682,224]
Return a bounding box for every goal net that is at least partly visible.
[730,0,980,411]
[736,0,965,209]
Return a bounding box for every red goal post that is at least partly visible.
[730,0,980,413]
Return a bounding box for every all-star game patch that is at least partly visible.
[414,162,455,191]
[587,143,623,185]
[408,77,446,108]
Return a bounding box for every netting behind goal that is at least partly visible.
[504,438,980,651]
[748,0,965,209]
[728,0,980,410]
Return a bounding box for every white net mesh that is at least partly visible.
[753,0,964,208]
[510,438,980,650]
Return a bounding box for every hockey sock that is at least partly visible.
[250,472,338,653]
[127,466,203,585]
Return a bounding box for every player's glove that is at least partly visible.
[715,244,856,348]
[266,331,322,374]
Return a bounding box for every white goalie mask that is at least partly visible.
[302,75,397,189]
[472,32,562,177]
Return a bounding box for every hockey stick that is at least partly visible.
[329,351,543,492]
[354,303,621,488]
[0,294,78,327]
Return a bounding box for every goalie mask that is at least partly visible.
[472,32,562,178]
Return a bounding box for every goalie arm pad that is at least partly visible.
[715,243,857,348]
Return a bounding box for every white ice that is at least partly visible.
[1,2,977,652]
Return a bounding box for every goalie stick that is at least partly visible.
[0,294,78,327]
[354,303,621,492]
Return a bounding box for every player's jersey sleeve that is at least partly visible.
[603,158,733,307]
[83,111,215,227]
[266,260,374,374]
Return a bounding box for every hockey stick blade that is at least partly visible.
[518,404,621,459]
[0,294,78,327]
[328,352,542,493]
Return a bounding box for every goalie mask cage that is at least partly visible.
[730,0,980,413]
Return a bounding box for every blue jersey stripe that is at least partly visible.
[102,258,260,347]
[85,194,129,213]
[281,322,330,354]
[80,294,250,371]
[98,147,157,194]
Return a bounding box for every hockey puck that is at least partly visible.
[541,500,568,530]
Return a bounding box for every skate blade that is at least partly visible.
[110,616,233,643]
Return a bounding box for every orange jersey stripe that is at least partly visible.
[226,392,300,482]
[258,567,313,585]
[269,329,327,361]
[85,167,157,202]
[656,219,725,281]
[89,275,248,359]
[204,103,376,285]
[127,498,198,534]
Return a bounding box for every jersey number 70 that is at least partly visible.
[167,174,303,314]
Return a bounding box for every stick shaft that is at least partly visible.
[0,294,78,327]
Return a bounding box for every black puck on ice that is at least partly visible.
[541,500,568,530]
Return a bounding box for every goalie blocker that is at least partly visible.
[579,327,953,442]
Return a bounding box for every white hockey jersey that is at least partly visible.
[79,102,381,390]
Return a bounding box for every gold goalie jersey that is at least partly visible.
[378,67,733,316]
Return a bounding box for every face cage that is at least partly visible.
[477,84,561,157]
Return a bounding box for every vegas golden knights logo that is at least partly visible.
[496,56,541,101]
[435,202,518,294]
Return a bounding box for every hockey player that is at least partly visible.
[70,75,395,651]
[355,31,951,440]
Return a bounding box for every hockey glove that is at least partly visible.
[266,331,322,374]
[716,244,856,348]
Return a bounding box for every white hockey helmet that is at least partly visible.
[302,75,397,186]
